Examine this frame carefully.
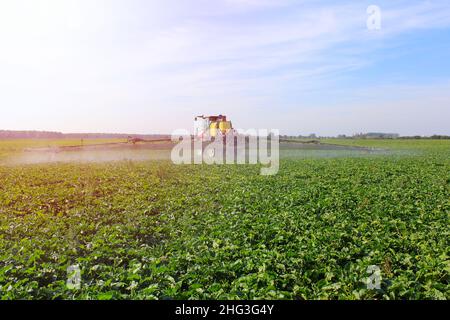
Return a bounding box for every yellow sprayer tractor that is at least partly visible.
[194,115,234,141]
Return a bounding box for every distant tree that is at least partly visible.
[430,135,450,139]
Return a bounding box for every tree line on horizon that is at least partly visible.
[0,130,169,140]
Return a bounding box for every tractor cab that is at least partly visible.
[194,115,233,140]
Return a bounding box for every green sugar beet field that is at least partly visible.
[0,139,448,300]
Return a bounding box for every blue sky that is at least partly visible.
[0,0,449,135]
